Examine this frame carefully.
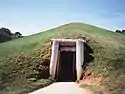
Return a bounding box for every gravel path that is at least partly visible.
[29,82,83,94]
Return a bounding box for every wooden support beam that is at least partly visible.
[51,39,85,42]
[76,40,84,81]
[49,40,59,78]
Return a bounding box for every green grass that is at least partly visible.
[1,22,124,60]
[0,28,58,59]
[0,22,125,94]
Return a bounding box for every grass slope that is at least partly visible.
[0,22,125,94]
[0,22,120,60]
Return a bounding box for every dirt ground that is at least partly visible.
[83,88,94,94]
[79,74,109,94]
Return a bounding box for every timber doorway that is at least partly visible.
[50,39,85,82]
[56,51,76,82]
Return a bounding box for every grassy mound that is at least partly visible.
[0,41,54,94]
[0,23,125,94]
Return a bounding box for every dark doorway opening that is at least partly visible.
[56,51,76,82]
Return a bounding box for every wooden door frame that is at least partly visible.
[55,50,60,80]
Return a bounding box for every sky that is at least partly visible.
[0,0,125,35]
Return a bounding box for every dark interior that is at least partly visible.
[56,51,76,82]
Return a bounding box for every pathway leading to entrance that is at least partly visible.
[29,82,84,94]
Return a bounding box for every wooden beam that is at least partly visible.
[51,39,86,42]
[49,40,59,78]
[76,40,84,81]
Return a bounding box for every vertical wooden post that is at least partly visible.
[81,41,84,66]
[56,51,60,79]
[49,40,59,78]
[76,40,84,81]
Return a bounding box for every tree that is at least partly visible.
[122,30,125,34]
[115,30,122,33]
[0,28,23,43]
[0,28,12,42]
[1,28,13,35]
[14,32,22,38]
[116,30,125,35]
